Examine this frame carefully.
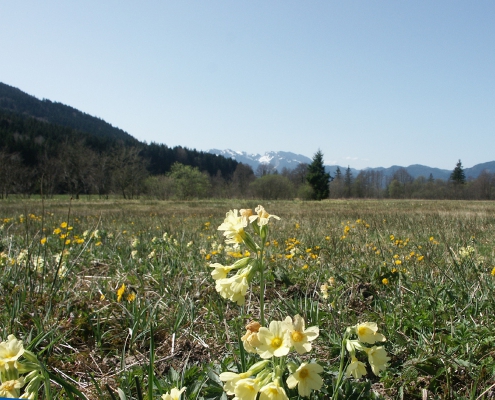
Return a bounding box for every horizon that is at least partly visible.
[209,148,491,171]
[1,1,494,170]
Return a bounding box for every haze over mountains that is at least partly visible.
[1,80,494,182]
[208,149,495,181]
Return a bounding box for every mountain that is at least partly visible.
[208,149,495,180]
[209,149,313,172]
[0,82,137,143]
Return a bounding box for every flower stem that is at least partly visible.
[259,243,265,327]
[332,333,349,400]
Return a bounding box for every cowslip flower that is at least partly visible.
[364,346,390,375]
[285,315,319,354]
[0,377,25,398]
[215,265,252,305]
[257,320,291,359]
[161,386,186,400]
[233,378,260,400]
[259,380,289,400]
[220,371,251,395]
[345,357,367,379]
[0,334,25,368]
[210,257,251,281]
[241,321,262,353]
[286,362,323,397]
[355,322,386,344]
[210,263,235,280]
[250,205,280,226]
[218,210,248,247]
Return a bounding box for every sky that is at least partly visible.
[1,1,494,170]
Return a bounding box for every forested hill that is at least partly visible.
[0,108,238,176]
[0,82,238,173]
[0,83,240,197]
[0,82,137,143]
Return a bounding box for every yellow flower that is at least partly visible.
[215,266,252,305]
[491,267,495,276]
[355,322,386,344]
[40,237,47,245]
[65,239,71,245]
[209,263,234,280]
[217,209,247,247]
[60,222,68,228]
[219,371,251,395]
[0,378,25,398]
[257,320,291,359]
[248,205,281,226]
[241,321,262,353]
[53,228,61,235]
[285,314,319,354]
[345,357,367,379]
[382,278,389,285]
[320,284,329,299]
[259,380,289,400]
[127,292,136,302]
[117,284,126,302]
[364,346,390,375]
[286,362,323,397]
[161,386,186,400]
[0,334,25,368]
[233,378,260,400]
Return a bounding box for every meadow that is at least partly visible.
[1,198,495,399]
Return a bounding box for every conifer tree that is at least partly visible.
[450,159,466,185]
[344,166,353,198]
[306,150,331,200]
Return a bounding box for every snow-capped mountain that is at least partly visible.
[208,149,312,172]
[208,149,495,181]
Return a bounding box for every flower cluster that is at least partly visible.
[212,206,324,399]
[222,315,323,399]
[211,205,279,306]
[345,322,390,379]
[0,334,44,399]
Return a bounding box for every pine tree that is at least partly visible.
[306,150,331,200]
[344,166,353,198]
[450,159,466,185]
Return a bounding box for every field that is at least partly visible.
[1,198,495,399]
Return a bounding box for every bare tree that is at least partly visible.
[255,163,276,177]
[232,163,255,197]
[111,146,149,199]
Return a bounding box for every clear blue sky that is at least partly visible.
[1,1,494,169]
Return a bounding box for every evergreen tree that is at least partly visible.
[306,150,331,200]
[450,159,466,184]
[344,166,353,198]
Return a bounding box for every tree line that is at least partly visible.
[1,110,494,200]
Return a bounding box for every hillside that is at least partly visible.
[0,82,137,143]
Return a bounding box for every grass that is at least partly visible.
[1,198,495,399]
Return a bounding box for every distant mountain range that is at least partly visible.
[208,149,495,180]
